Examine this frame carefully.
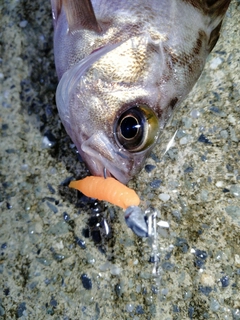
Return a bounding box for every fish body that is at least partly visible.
[51,0,231,184]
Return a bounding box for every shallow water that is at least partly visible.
[0,1,240,319]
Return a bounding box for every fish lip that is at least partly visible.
[78,132,135,184]
[104,168,129,184]
[82,153,132,185]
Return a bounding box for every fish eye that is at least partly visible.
[115,105,159,152]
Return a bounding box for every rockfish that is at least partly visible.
[51,0,231,184]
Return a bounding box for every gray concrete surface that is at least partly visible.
[0,1,239,319]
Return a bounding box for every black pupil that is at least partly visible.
[121,117,139,139]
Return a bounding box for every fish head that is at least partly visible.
[53,0,231,184]
[56,35,164,184]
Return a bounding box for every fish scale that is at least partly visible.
[51,0,231,184]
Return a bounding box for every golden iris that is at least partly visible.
[115,104,159,152]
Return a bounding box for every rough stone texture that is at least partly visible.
[0,1,239,319]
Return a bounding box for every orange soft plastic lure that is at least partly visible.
[69,176,140,209]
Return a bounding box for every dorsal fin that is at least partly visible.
[62,0,101,33]
[183,0,231,20]
[52,0,101,33]
[63,0,101,33]
[183,0,231,52]
[208,20,223,52]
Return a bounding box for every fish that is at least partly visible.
[51,0,231,184]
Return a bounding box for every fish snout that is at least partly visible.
[80,132,145,184]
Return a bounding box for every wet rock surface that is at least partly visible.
[0,1,239,319]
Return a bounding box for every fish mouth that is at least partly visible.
[82,154,133,185]
[84,158,131,185]
[79,132,139,185]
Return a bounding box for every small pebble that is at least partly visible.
[157,220,169,228]
[199,286,212,296]
[209,106,222,114]
[200,190,208,201]
[190,109,200,119]
[99,261,111,272]
[136,305,144,314]
[225,206,240,222]
[1,243,7,250]
[91,229,101,244]
[188,306,194,319]
[183,117,192,128]
[88,215,99,227]
[210,57,223,69]
[42,131,57,148]
[63,212,70,222]
[48,221,69,235]
[172,210,181,219]
[158,193,170,202]
[17,302,26,318]
[46,201,58,214]
[75,237,86,249]
[162,262,175,271]
[230,185,240,198]
[149,179,162,188]
[235,255,240,267]
[36,257,52,266]
[198,133,212,144]
[110,264,122,276]
[183,291,192,300]
[195,249,208,260]
[126,303,134,313]
[152,285,159,294]
[220,275,230,288]
[50,297,58,308]
[195,259,205,268]
[81,274,92,290]
[232,309,240,320]
[230,127,238,142]
[180,136,188,145]
[35,222,43,234]
[52,253,65,262]
[6,202,12,209]
[61,176,73,186]
[161,288,169,296]
[177,129,186,138]
[0,305,5,316]
[91,201,105,213]
[47,183,56,194]
[145,164,156,173]
[184,167,194,173]
[173,305,180,313]
[44,278,51,285]
[86,254,95,265]
[19,20,28,28]
[3,288,10,296]
[216,181,224,187]
[115,283,122,297]
[175,238,189,253]
[210,298,220,312]
[150,153,160,162]
[220,130,229,139]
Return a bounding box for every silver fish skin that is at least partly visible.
[51,0,231,184]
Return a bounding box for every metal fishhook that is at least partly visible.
[103,167,107,179]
